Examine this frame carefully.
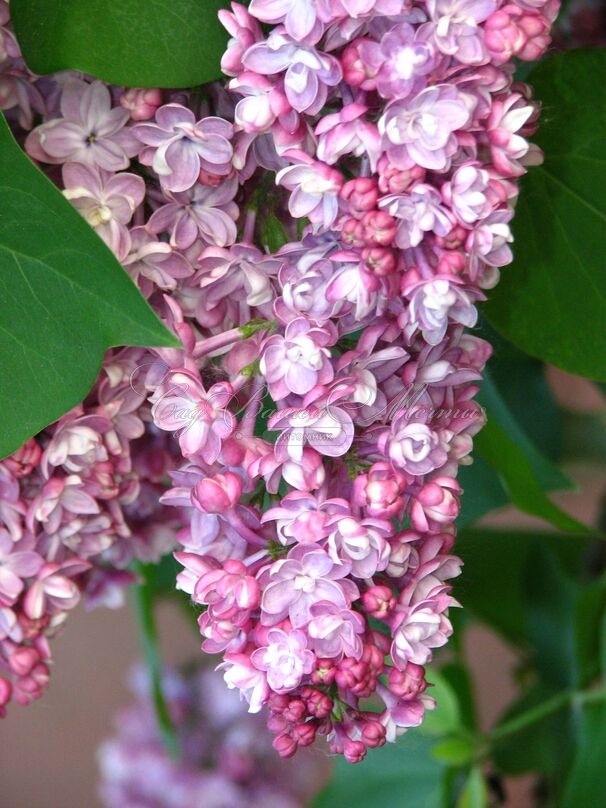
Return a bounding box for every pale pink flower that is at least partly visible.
[251,628,315,692]
[133,105,233,192]
[62,163,145,259]
[379,84,473,171]
[261,545,356,627]
[26,78,136,170]
[151,370,236,463]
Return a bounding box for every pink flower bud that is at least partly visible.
[293,721,317,747]
[340,177,379,217]
[362,246,397,277]
[191,472,242,514]
[378,155,425,194]
[283,698,306,723]
[273,731,298,758]
[362,585,396,619]
[4,438,42,477]
[344,739,367,763]
[311,658,337,686]
[120,88,162,121]
[411,477,461,532]
[9,647,39,677]
[388,663,428,698]
[361,210,397,247]
[361,716,387,748]
[301,686,333,718]
[341,39,377,90]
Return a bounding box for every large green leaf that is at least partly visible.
[455,529,597,647]
[311,732,448,808]
[474,373,587,533]
[0,114,179,458]
[483,48,606,381]
[11,0,228,88]
[561,702,606,808]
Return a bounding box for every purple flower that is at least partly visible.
[249,0,321,41]
[327,515,392,578]
[23,558,90,620]
[243,31,341,115]
[197,243,279,312]
[380,184,454,248]
[260,319,336,400]
[269,403,355,462]
[62,163,145,259]
[406,277,478,345]
[441,163,495,224]
[148,177,239,250]
[221,652,269,712]
[261,545,357,627]
[133,104,233,192]
[277,158,343,228]
[122,227,193,297]
[150,370,236,463]
[427,0,497,64]
[316,103,381,170]
[379,84,473,171]
[307,602,366,659]
[261,491,344,544]
[391,599,453,666]
[26,78,137,170]
[374,23,436,99]
[251,628,315,692]
[385,421,448,476]
[466,209,514,286]
[0,531,42,607]
[275,255,343,324]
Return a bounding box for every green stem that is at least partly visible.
[131,562,179,759]
[487,686,606,745]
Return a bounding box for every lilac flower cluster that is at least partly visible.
[0,0,558,761]
[98,665,328,808]
[0,361,181,714]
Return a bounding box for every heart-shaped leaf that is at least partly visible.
[483,48,606,381]
[0,114,179,458]
[11,0,228,88]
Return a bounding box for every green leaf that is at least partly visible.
[0,113,179,458]
[311,732,447,808]
[432,736,476,767]
[455,529,598,647]
[474,372,587,533]
[476,317,563,462]
[561,702,606,808]
[456,767,488,808]
[483,48,606,381]
[422,671,463,737]
[439,662,478,732]
[259,211,289,254]
[474,419,587,533]
[11,0,228,88]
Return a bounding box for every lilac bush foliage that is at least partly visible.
[0,0,559,762]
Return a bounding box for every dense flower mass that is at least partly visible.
[0,0,559,761]
[98,665,328,807]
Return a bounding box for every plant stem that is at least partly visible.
[487,686,606,744]
[131,562,179,759]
